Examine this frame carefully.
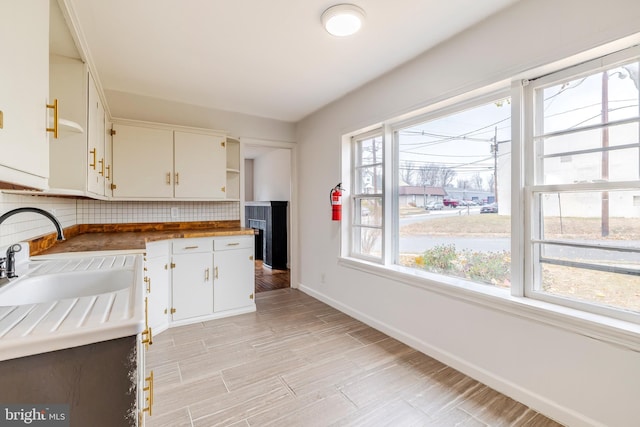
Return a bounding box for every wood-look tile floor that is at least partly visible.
[145,289,563,427]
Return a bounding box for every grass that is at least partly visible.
[399,213,640,313]
[400,213,640,240]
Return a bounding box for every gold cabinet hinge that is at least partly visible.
[249,293,254,300]
[170,308,176,314]
[110,183,117,190]
[110,129,116,136]
[170,262,176,269]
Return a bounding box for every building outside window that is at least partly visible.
[395,96,512,288]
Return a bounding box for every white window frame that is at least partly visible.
[340,41,640,349]
[521,46,640,323]
[349,129,385,263]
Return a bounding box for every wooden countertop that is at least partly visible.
[31,221,254,255]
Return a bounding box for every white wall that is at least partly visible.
[253,149,291,202]
[105,90,296,142]
[244,159,254,201]
[295,1,640,426]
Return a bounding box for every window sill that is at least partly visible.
[338,256,640,351]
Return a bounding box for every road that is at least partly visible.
[398,207,639,264]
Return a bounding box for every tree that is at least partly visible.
[471,173,484,190]
[400,161,416,186]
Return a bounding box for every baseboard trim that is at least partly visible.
[298,284,603,427]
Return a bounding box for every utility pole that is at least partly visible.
[601,72,610,237]
[491,126,498,204]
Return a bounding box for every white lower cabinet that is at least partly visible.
[213,237,255,312]
[145,241,170,335]
[172,251,214,321]
[145,236,255,327]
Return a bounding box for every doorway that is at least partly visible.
[241,138,296,292]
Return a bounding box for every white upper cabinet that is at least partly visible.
[111,121,232,200]
[111,123,174,198]
[48,0,110,199]
[174,131,226,199]
[0,0,50,189]
[86,73,106,196]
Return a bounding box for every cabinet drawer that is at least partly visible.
[172,238,214,254]
[213,236,253,251]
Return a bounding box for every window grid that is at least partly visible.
[525,47,640,322]
[351,132,384,262]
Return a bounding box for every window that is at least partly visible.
[396,97,512,288]
[525,48,640,319]
[350,131,384,261]
[345,45,640,324]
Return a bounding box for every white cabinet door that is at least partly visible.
[146,255,169,334]
[104,119,113,196]
[171,252,214,321]
[48,56,88,192]
[112,124,174,198]
[87,73,105,196]
[0,1,49,188]
[213,238,255,312]
[174,131,226,199]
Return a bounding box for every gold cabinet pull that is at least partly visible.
[166,172,171,185]
[221,186,225,192]
[142,371,154,416]
[183,245,199,250]
[141,297,153,349]
[89,148,97,169]
[99,158,104,176]
[215,266,219,280]
[105,164,111,179]
[205,268,210,281]
[144,276,151,293]
[226,242,240,246]
[46,99,59,139]
[175,172,179,185]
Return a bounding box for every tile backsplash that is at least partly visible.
[76,200,239,224]
[0,193,240,247]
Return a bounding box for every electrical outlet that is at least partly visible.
[170,207,179,218]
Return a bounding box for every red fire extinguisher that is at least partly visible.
[330,183,342,221]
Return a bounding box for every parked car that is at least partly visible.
[443,198,459,208]
[426,202,444,210]
[480,203,498,213]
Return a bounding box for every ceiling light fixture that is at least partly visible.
[322,4,365,37]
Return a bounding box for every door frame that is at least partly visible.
[239,137,298,289]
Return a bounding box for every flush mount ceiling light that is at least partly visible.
[322,4,365,37]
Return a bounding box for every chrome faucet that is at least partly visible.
[0,207,65,280]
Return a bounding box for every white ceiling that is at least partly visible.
[65,0,519,123]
